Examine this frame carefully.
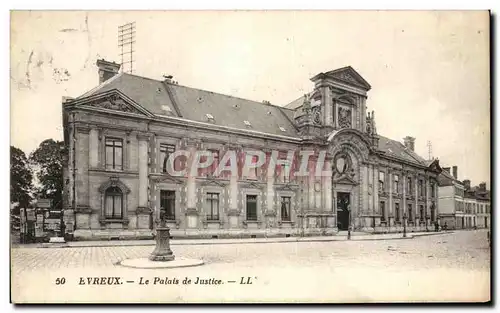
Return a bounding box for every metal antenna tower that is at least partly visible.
[427,140,433,160]
[118,22,136,73]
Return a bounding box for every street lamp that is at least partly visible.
[347,205,351,240]
[403,212,407,238]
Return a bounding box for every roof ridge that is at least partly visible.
[77,72,124,99]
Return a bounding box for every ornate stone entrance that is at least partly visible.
[337,192,350,230]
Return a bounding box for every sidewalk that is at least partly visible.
[12,231,454,249]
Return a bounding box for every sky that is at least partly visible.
[10,11,490,187]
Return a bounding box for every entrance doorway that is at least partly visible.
[337,192,350,230]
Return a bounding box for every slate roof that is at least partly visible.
[77,72,431,168]
[78,73,299,138]
[377,135,428,166]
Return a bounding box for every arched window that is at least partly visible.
[105,186,123,219]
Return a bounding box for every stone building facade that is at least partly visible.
[437,166,490,230]
[61,60,442,240]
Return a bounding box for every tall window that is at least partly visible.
[430,203,436,222]
[394,174,400,193]
[280,162,291,183]
[380,201,386,222]
[419,205,424,222]
[159,144,176,173]
[205,193,220,220]
[280,196,291,221]
[160,190,176,220]
[210,150,219,177]
[105,138,123,170]
[419,180,424,197]
[246,154,259,180]
[246,195,258,221]
[395,203,400,222]
[408,204,413,222]
[105,187,123,219]
[378,171,385,192]
[407,177,412,194]
[431,182,435,197]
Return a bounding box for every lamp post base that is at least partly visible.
[149,227,175,262]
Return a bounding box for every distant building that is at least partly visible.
[61,59,442,240]
[438,166,490,229]
[464,180,491,229]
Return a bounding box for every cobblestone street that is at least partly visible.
[11,230,490,303]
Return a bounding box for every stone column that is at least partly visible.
[323,158,333,211]
[89,127,99,169]
[374,166,379,214]
[362,164,369,214]
[402,170,407,218]
[137,134,150,210]
[323,86,333,127]
[368,164,373,213]
[388,168,393,216]
[186,143,197,210]
[425,175,430,222]
[75,125,90,208]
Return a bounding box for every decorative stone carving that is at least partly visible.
[338,107,352,129]
[312,106,321,125]
[86,94,141,114]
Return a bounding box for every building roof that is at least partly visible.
[76,71,433,168]
[78,73,299,138]
[377,135,428,166]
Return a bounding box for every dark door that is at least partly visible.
[337,192,350,230]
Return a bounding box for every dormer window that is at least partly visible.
[161,105,172,114]
[244,120,252,127]
[279,126,286,132]
[206,113,214,122]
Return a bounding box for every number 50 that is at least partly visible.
[55,277,66,285]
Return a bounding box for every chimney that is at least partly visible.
[452,166,458,179]
[462,179,471,190]
[96,59,121,84]
[443,167,451,174]
[479,182,486,191]
[403,136,415,151]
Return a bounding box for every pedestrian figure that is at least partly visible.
[434,221,439,232]
[443,222,448,231]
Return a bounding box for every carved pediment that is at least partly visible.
[332,174,358,185]
[325,66,371,90]
[152,174,184,184]
[77,90,153,116]
[240,181,265,190]
[275,183,300,192]
[200,177,228,187]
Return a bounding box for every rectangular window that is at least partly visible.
[105,138,123,170]
[105,192,122,219]
[246,154,259,180]
[280,162,291,183]
[380,201,385,222]
[419,205,424,222]
[408,204,413,222]
[246,195,258,221]
[395,203,400,222]
[419,180,424,197]
[407,177,412,194]
[394,174,399,193]
[205,193,220,220]
[431,183,435,197]
[210,150,219,176]
[160,190,176,220]
[280,196,291,221]
[159,144,176,173]
[378,171,385,192]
